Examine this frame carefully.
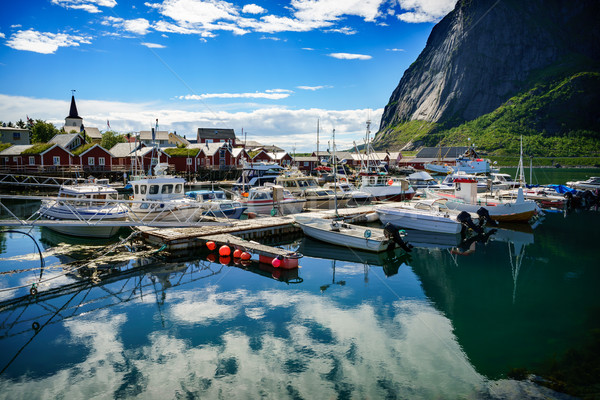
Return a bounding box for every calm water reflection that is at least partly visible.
[1,209,597,399]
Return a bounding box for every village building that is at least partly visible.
[0,126,30,145]
[50,133,85,152]
[188,142,234,170]
[294,156,319,173]
[398,146,467,169]
[247,149,271,163]
[138,130,171,146]
[0,144,34,170]
[267,151,293,166]
[162,147,205,173]
[197,128,236,146]
[73,143,114,172]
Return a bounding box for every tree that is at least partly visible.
[16,119,26,129]
[31,120,59,143]
[101,130,126,150]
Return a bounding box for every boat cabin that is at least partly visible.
[129,176,186,201]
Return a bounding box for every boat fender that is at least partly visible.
[383,223,413,252]
[387,179,393,185]
[476,207,498,227]
[456,211,484,234]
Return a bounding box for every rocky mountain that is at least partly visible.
[376,0,600,151]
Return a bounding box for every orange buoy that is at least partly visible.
[219,256,231,265]
[387,179,393,185]
[233,249,242,258]
[207,253,217,263]
[240,252,251,261]
[219,245,231,256]
[247,212,257,219]
[206,241,216,251]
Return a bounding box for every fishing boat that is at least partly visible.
[243,184,305,216]
[439,172,490,193]
[490,173,519,189]
[375,198,470,234]
[37,178,129,238]
[452,146,492,174]
[427,177,537,222]
[276,168,348,209]
[185,189,247,219]
[232,161,285,192]
[128,163,203,223]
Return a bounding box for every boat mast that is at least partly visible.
[333,128,338,218]
[516,135,526,187]
[316,119,320,169]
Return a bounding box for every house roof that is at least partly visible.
[0,144,33,156]
[50,133,83,148]
[294,156,318,162]
[415,146,469,159]
[232,148,247,157]
[83,127,102,140]
[139,130,171,141]
[0,127,29,132]
[237,140,263,149]
[197,128,236,141]
[79,143,114,157]
[188,142,231,156]
[267,151,289,160]
[41,143,74,156]
[110,142,143,157]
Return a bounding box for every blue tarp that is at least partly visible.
[546,184,577,194]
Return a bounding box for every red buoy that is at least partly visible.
[207,253,217,263]
[233,249,242,258]
[206,241,216,251]
[240,252,251,261]
[272,257,281,268]
[219,245,231,256]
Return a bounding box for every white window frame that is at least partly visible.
[99,157,105,166]
[29,156,35,165]
[88,157,95,166]
[186,158,192,165]
[53,156,60,165]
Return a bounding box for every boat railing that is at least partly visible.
[0,194,231,228]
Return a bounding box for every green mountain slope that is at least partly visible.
[374,70,600,157]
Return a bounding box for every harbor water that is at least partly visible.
[0,171,599,399]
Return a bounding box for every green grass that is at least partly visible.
[163,147,200,157]
[22,143,53,154]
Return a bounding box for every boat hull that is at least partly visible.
[376,207,462,234]
[41,221,123,238]
[247,199,306,215]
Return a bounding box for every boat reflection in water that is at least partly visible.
[297,236,411,277]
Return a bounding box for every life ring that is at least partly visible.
[32,322,40,331]
[387,179,393,186]
[129,195,134,200]
[30,286,38,296]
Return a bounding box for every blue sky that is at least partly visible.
[0,0,455,151]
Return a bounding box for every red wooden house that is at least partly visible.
[75,144,113,172]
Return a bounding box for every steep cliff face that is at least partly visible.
[376,0,600,142]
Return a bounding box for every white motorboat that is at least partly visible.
[243,184,305,216]
[357,173,416,202]
[323,180,372,206]
[490,173,519,189]
[185,189,247,219]
[375,198,469,234]
[38,178,129,238]
[294,215,398,253]
[439,172,490,193]
[566,176,600,191]
[406,171,444,189]
[128,163,203,223]
[427,177,538,222]
[302,188,340,210]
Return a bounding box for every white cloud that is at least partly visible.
[297,85,329,91]
[10,24,22,28]
[5,29,92,54]
[51,0,117,13]
[325,26,357,35]
[0,32,4,39]
[397,0,455,23]
[328,52,372,60]
[104,17,151,35]
[178,89,293,100]
[386,48,405,52]
[242,4,266,14]
[141,42,166,48]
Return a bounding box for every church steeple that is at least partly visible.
[67,94,82,120]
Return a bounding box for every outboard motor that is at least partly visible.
[383,223,413,252]
[456,211,483,234]
[477,207,499,227]
[564,191,574,209]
